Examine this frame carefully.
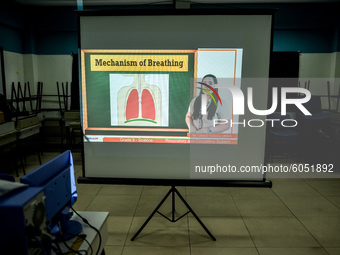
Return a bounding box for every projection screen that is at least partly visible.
[78,10,274,183]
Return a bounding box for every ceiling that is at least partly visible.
[13,0,340,6]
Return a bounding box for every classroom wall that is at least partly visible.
[4,51,25,88]
[0,3,76,109]
[271,3,340,110]
[35,55,73,109]
[0,2,339,110]
[3,52,73,109]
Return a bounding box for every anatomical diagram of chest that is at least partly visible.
[111,74,168,126]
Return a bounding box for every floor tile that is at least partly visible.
[125,216,190,247]
[40,152,63,162]
[142,186,186,196]
[20,164,41,175]
[104,245,124,255]
[258,247,328,255]
[74,165,83,174]
[271,179,322,197]
[189,216,254,247]
[299,217,340,247]
[74,172,83,182]
[233,196,294,217]
[186,186,230,196]
[122,246,190,255]
[280,196,340,217]
[87,195,140,216]
[191,247,258,255]
[22,153,42,165]
[128,215,188,230]
[135,195,188,217]
[98,185,143,196]
[186,195,240,217]
[325,248,340,255]
[70,151,82,162]
[76,183,103,196]
[304,179,340,196]
[244,218,319,247]
[106,216,133,246]
[229,187,275,197]
[325,196,340,208]
[73,194,96,211]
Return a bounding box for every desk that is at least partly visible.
[42,116,64,150]
[17,122,42,167]
[17,123,41,140]
[67,121,82,148]
[63,111,81,149]
[0,130,24,176]
[0,130,17,147]
[53,211,109,255]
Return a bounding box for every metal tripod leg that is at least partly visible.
[131,186,216,241]
[174,187,216,241]
[131,187,173,241]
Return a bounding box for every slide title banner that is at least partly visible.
[91,55,188,72]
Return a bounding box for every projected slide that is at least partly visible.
[81,49,242,144]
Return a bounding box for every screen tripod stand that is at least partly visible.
[131,185,216,241]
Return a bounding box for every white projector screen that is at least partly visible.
[78,10,273,183]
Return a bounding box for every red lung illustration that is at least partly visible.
[126,89,139,120]
[142,89,155,120]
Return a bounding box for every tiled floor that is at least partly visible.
[5,151,340,255]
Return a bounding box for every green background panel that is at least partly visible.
[84,52,195,129]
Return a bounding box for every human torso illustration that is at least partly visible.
[117,74,162,126]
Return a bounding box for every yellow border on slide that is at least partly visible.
[81,49,195,133]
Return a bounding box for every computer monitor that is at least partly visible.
[20,150,81,240]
